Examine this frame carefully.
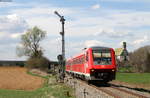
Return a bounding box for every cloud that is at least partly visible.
[0,14,28,35]
[0,43,26,60]
[11,7,73,19]
[0,32,6,38]
[10,33,22,39]
[0,2,12,7]
[66,10,150,39]
[0,13,28,60]
[133,35,149,45]
[0,1,150,60]
[94,28,131,38]
[10,7,75,36]
[84,40,106,48]
[7,14,18,21]
[108,12,150,28]
[40,37,62,60]
[100,0,150,2]
[91,4,100,10]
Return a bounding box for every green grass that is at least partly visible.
[0,73,75,98]
[27,71,49,79]
[116,73,150,85]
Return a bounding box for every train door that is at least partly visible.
[84,51,89,74]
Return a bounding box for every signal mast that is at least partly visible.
[54,11,66,82]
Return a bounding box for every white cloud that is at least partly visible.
[0,32,6,38]
[11,7,73,19]
[133,35,149,45]
[10,33,22,39]
[7,14,18,21]
[100,0,150,2]
[0,13,28,60]
[10,7,75,36]
[26,17,60,36]
[0,43,26,60]
[84,40,105,48]
[0,14,28,35]
[94,28,130,37]
[65,11,150,39]
[41,37,62,60]
[0,2,12,7]
[108,12,150,28]
[0,2,150,60]
[91,4,100,10]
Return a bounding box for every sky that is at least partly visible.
[0,0,150,61]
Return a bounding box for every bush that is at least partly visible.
[118,66,134,73]
[117,60,134,73]
[26,56,50,71]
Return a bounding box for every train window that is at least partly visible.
[83,56,85,63]
[82,56,85,64]
[93,50,112,65]
[69,62,71,65]
[72,60,74,65]
[76,59,78,64]
[71,56,85,65]
[78,59,80,64]
[77,59,80,64]
[74,60,76,65]
[79,59,81,64]
[86,52,88,61]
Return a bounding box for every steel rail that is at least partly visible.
[110,86,149,98]
[77,79,121,98]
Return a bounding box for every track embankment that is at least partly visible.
[65,75,150,98]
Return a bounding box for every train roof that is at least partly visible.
[89,46,112,50]
[66,46,113,61]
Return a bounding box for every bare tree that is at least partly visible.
[17,26,46,58]
[129,46,150,72]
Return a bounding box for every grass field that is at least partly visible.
[0,80,74,98]
[115,73,150,89]
[0,67,74,98]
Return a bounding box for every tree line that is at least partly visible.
[118,46,150,73]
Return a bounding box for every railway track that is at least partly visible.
[110,85,149,98]
[66,76,150,98]
[90,82,150,98]
[92,84,149,98]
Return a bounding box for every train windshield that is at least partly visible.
[92,50,112,65]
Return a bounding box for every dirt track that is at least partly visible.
[0,67,45,90]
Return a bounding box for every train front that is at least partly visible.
[87,47,116,82]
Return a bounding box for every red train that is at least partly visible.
[66,46,116,83]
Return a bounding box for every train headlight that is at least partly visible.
[91,69,95,72]
[112,69,115,72]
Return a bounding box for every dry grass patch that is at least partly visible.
[0,67,45,90]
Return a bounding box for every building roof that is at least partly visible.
[115,48,124,56]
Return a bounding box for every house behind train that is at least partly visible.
[115,42,129,61]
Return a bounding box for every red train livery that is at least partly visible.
[66,46,116,82]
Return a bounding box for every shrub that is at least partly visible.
[26,56,50,71]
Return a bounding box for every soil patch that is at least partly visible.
[0,67,45,90]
